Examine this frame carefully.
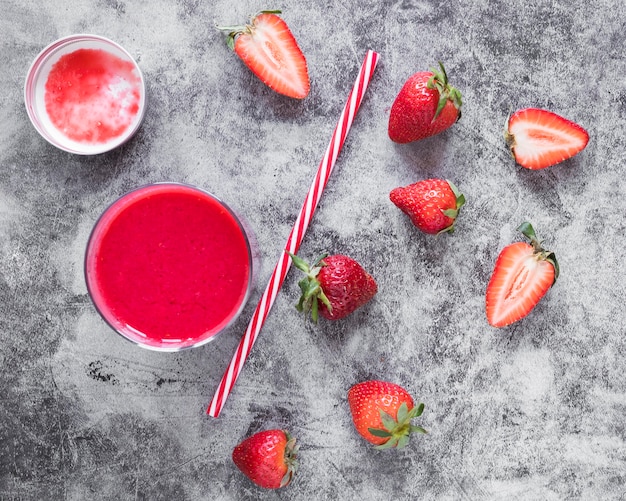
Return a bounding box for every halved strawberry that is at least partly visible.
[219,10,310,99]
[505,108,589,169]
[486,222,559,327]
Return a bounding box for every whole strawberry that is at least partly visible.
[388,62,462,143]
[390,178,465,234]
[288,252,377,321]
[348,380,427,450]
[232,429,298,489]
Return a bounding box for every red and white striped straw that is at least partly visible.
[207,50,379,418]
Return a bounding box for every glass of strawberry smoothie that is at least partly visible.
[85,183,256,351]
[24,34,146,155]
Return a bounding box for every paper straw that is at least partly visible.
[207,50,379,418]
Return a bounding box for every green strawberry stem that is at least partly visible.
[517,222,560,282]
[287,251,332,322]
[427,62,462,122]
[367,402,427,450]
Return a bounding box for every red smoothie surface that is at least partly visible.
[44,48,142,144]
[86,184,252,349]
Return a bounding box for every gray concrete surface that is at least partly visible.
[2,0,626,499]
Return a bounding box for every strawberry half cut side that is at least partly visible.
[486,222,559,328]
[505,108,589,170]
[218,10,310,99]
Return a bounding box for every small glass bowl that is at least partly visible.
[24,34,146,155]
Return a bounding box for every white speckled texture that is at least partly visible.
[2,0,626,499]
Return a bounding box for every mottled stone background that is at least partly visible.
[2,0,626,499]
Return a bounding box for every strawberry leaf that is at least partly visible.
[317,289,332,310]
[442,208,459,218]
[288,252,332,322]
[410,425,428,434]
[396,402,409,423]
[426,61,462,121]
[437,61,448,82]
[225,34,236,51]
[279,432,298,488]
[295,289,306,312]
[375,436,399,450]
[517,221,537,241]
[447,179,460,198]
[368,427,393,438]
[414,402,425,417]
[313,254,329,268]
[547,252,560,282]
[446,180,466,210]
[434,94,448,120]
[450,87,463,111]
[311,294,319,323]
[288,251,310,273]
[379,409,398,431]
[434,180,465,235]
[456,193,466,208]
[280,470,293,488]
[396,435,410,449]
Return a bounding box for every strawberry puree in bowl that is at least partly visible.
[85,183,256,351]
[24,34,146,155]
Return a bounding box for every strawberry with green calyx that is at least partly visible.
[390,178,465,234]
[486,222,559,328]
[218,10,310,99]
[347,380,427,450]
[287,252,377,322]
[232,429,298,489]
[388,62,462,143]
